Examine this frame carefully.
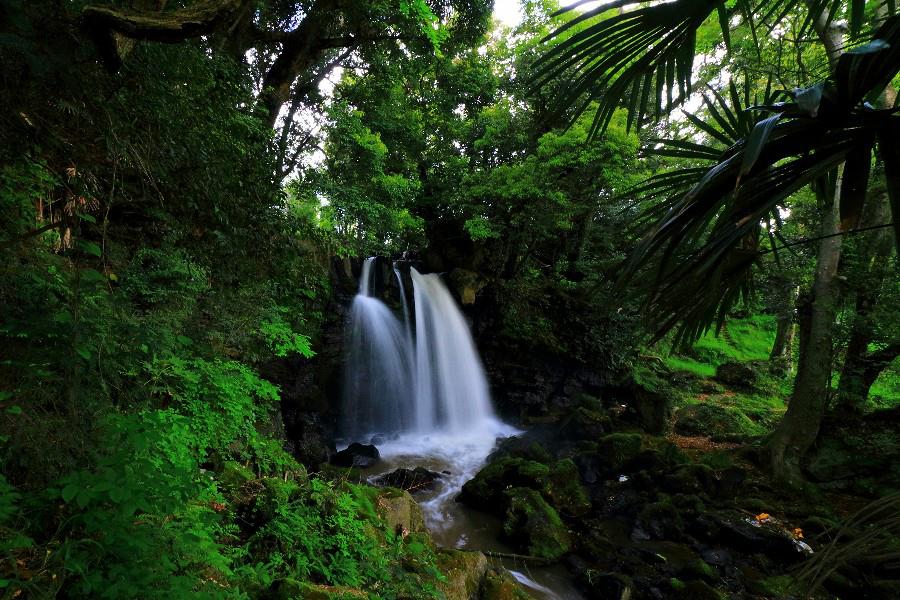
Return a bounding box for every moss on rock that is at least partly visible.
[435,549,489,600]
[503,487,571,561]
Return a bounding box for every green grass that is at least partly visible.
[870,361,900,410]
[661,315,776,377]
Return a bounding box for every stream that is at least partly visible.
[360,426,586,600]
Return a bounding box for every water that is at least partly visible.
[341,259,413,439]
[341,261,497,437]
[341,259,584,599]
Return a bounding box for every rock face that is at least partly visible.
[330,443,380,468]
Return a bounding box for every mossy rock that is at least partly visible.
[673,580,725,600]
[596,433,643,471]
[746,574,796,597]
[543,459,591,516]
[375,488,426,535]
[558,406,613,441]
[678,558,716,582]
[220,460,254,490]
[662,463,718,496]
[458,458,550,515]
[503,487,571,561]
[637,499,685,539]
[714,361,759,389]
[479,567,532,600]
[674,404,763,437]
[435,549,488,600]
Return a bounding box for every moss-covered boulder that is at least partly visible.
[375,488,426,535]
[479,568,532,600]
[595,433,643,471]
[435,549,488,600]
[714,361,759,389]
[557,406,613,441]
[662,463,718,496]
[543,458,591,517]
[458,458,550,515]
[637,499,685,539]
[674,404,761,437]
[502,488,571,561]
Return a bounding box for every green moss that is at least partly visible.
[670,577,687,591]
[544,459,591,516]
[459,458,551,514]
[747,574,795,596]
[503,488,571,560]
[596,433,643,469]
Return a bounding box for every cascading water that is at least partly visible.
[340,259,580,600]
[341,258,413,439]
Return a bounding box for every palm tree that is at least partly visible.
[534,1,900,483]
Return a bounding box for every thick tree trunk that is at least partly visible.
[768,175,844,485]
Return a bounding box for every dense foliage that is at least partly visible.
[0,0,898,598]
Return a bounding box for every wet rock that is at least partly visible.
[671,579,725,600]
[503,487,572,561]
[576,571,633,600]
[711,513,806,563]
[714,361,759,389]
[557,407,613,441]
[330,443,380,469]
[595,433,643,472]
[637,500,685,539]
[374,467,442,493]
[458,458,550,515]
[661,463,718,496]
[436,549,489,600]
[448,268,487,305]
[375,488,426,535]
[479,568,532,600]
[544,458,591,517]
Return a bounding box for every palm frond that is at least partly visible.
[534,0,893,138]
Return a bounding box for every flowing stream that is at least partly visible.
[341,258,584,599]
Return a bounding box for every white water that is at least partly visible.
[341,259,413,439]
[342,260,499,437]
[342,259,581,600]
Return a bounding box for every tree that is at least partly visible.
[534,0,900,482]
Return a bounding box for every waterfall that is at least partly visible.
[341,259,497,439]
[341,258,413,439]
[410,268,495,433]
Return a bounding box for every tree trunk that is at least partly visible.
[835,191,896,412]
[769,278,797,368]
[766,2,848,485]
[768,173,844,485]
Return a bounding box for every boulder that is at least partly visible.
[458,458,550,515]
[448,268,487,305]
[674,404,759,438]
[374,467,442,493]
[435,549,489,600]
[375,488,426,535]
[714,361,758,389]
[479,568,532,600]
[330,443,380,469]
[503,487,571,561]
[543,458,591,517]
[595,433,643,472]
